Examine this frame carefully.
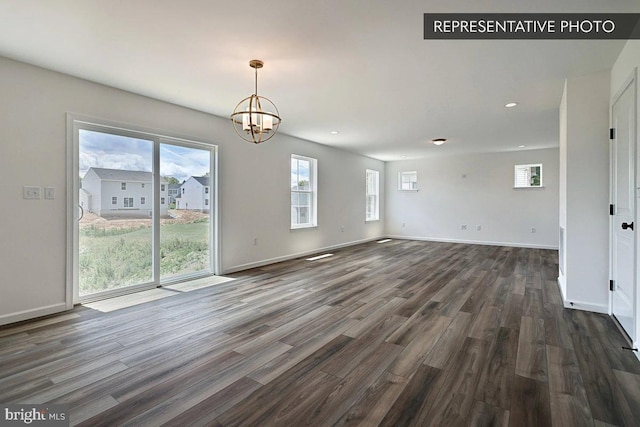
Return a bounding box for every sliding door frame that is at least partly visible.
[66,113,220,304]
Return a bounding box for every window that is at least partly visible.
[205,187,209,194]
[112,196,117,205]
[205,199,209,206]
[141,197,146,205]
[514,164,543,188]
[124,197,133,208]
[121,182,127,190]
[399,171,417,190]
[366,169,380,221]
[141,183,145,188]
[161,197,165,205]
[291,154,317,228]
[182,188,185,194]
[161,184,166,192]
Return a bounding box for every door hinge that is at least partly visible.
[610,128,616,140]
[610,279,615,291]
[610,204,615,215]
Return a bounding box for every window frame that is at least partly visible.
[290,154,318,229]
[514,163,543,188]
[398,171,418,191]
[365,169,380,222]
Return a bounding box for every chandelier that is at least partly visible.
[230,59,282,144]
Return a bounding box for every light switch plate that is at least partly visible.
[44,187,55,200]
[23,186,41,199]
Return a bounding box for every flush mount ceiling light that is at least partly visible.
[505,102,518,108]
[330,131,339,135]
[230,59,281,144]
[432,138,447,146]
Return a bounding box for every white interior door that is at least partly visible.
[611,74,637,341]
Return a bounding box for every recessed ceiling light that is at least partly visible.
[505,102,518,108]
[432,138,447,146]
[330,130,339,135]
[518,145,526,148]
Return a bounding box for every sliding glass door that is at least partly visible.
[70,118,217,302]
[78,129,154,296]
[159,143,212,281]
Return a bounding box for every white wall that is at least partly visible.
[385,149,559,249]
[0,56,384,325]
[558,70,610,313]
[611,40,640,348]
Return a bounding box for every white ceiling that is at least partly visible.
[0,1,638,161]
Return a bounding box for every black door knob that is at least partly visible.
[622,222,634,230]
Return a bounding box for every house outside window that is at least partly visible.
[514,164,543,188]
[121,182,127,190]
[366,169,380,221]
[161,184,166,191]
[161,197,165,205]
[141,197,145,205]
[291,154,318,228]
[112,196,117,205]
[205,187,209,194]
[124,197,133,208]
[399,171,418,190]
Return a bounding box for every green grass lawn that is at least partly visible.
[79,222,210,294]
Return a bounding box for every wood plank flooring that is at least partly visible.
[1,240,640,426]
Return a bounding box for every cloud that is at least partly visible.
[79,129,211,182]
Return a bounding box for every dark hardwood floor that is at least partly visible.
[2,240,640,426]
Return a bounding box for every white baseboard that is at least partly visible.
[556,276,567,301]
[385,235,558,250]
[223,236,385,274]
[0,303,69,326]
[561,299,609,314]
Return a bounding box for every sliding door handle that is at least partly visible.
[622,222,634,230]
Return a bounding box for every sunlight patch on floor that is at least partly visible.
[84,276,235,312]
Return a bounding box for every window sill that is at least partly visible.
[365,219,380,223]
[513,186,545,189]
[398,189,419,192]
[291,224,318,231]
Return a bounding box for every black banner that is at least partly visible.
[424,13,640,39]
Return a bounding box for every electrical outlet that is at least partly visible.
[531,227,537,233]
[402,222,406,228]
[253,237,258,245]
[461,224,467,230]
[23,186,41,199]
[476,225,482,231]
